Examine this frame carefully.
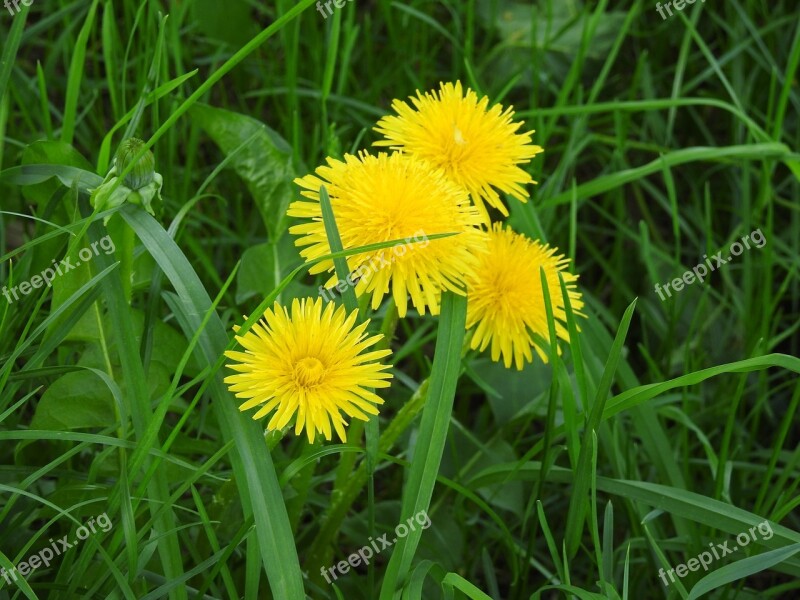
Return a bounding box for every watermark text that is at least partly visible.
[654,228,765,301]
[321,509,431,584]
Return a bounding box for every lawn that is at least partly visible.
[0,1,799,598]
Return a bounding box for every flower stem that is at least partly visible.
[306,377,429,584]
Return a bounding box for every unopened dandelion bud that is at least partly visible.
[115,138,155,190]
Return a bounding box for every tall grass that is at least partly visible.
[0,1,798,598]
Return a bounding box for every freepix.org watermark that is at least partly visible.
[320,509,431,584]
[655,0,705,20]
[316,0,355,19]
[4,0,33,16]
[2,235,116,305]
[654,228,765,301]
[0,513,113,588]
[319,230,429,302]
[658,520,774,587]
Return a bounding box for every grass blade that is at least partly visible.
[565,299,637,557]
[380,291,467,599]
[120,205,306,598]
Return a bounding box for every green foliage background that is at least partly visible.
[0,0,798,598]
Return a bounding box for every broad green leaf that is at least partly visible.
[236,242,276,304]
[485,1,627,58]
[77,309,203,378]
[16,143,96,303]
[21,140,95,206]
[478,0,627,89]
[47,228,105,342]
[471,440,523,516]
[190,0,258,46]
[471,358,552,425]
[190,102,295,240]
[0,164,103,193]
[30,370,115,429]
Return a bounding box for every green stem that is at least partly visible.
[108,213,135,303]
[379,292,467,599]
[306,378,430,584]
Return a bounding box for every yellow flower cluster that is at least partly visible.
[226,81,586,443]
[290,81,584,364]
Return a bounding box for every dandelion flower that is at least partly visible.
[374,81,543,222]
[224,298,393,443]
[466,224,584,370]
[289,151,485,317]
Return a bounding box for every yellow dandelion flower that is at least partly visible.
[224,298,393,443]
[466,224,585,370]
[373,81,543,222]
[288,151,485,317]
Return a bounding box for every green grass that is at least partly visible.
[1,0,799,598]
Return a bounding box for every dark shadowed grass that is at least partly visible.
[0,0,798,598]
